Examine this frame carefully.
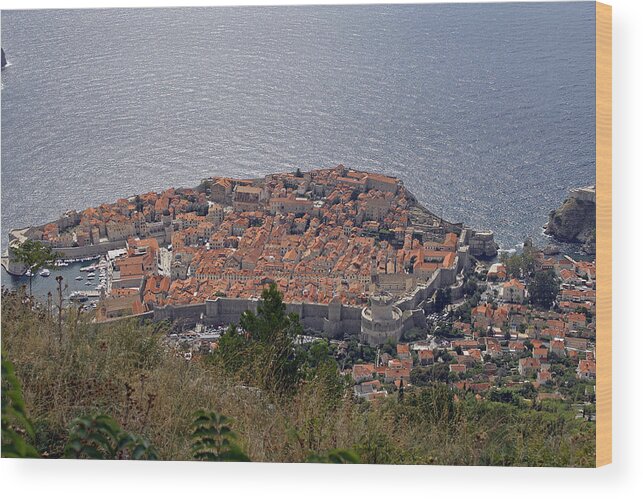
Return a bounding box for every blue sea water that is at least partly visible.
[1,3,596,296]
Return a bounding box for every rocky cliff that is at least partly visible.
[468,230,499,259]
[544,188,596,254]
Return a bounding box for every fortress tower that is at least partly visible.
[360,292,404,346]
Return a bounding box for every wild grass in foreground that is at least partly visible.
[1,287,595,465]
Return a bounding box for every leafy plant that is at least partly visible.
[190,411,250,462]
[1,354,39,458]
[64,414,158,460]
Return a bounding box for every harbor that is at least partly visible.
[1,255,107,302]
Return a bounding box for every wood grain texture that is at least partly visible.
[595,1,612,468]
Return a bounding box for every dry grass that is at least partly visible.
[1,289,595,465]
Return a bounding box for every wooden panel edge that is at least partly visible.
[595,1,612,468]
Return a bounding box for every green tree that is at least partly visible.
[488,388,520,405]
[12,240,58,296]
[502,251,536,279]
[310,358,347,405]
[382,339,396,356]
[434,288,451,312]
[215,283,304,395]
[528,270,559,309]
[410,363,450,385]
[306,339,331,369]
[215,324,248,374]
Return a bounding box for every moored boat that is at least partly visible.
[69,292,88,302]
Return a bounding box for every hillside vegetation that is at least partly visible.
[1,287,595,466]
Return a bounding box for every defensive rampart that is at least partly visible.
[150,264,461,342]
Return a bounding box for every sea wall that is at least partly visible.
[53,240,127,259]
[50,233,168,259]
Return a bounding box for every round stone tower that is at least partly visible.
[360,292,404,346]
[369,293,394,321]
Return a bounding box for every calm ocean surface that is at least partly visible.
[1,3,595,295]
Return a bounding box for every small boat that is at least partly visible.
[87,272,95,278]
[25,270,33,277]
[85,282,92,286]
[70,292,88,302]
[75,276,83,280]
[39,268,51,277]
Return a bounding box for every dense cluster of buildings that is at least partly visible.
[10,166,498,336]
[351,247,596,408]
[162,165,462,307]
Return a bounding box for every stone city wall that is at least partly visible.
[150,262,460,340]
[570,187,596,204]
[51,233,169,259]
[52,240,127,259]
[394,263,457,312]
[145,252,463,340]
[153,303,207,325]
[153,296,362,339]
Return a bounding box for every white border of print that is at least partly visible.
[1,0,641,498]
